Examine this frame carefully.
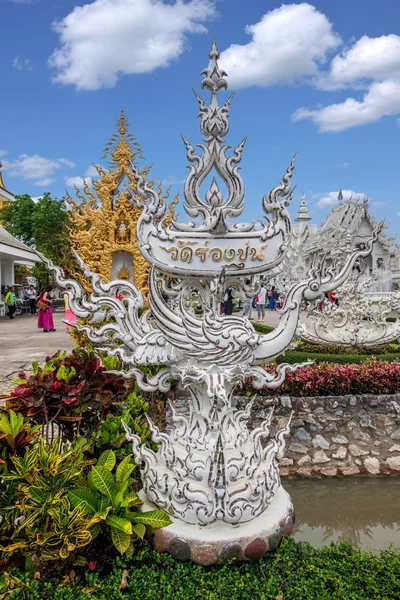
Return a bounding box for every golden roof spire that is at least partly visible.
[0,162,6,191]
[66,110,176,299]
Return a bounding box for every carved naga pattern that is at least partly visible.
[36,41,382,528]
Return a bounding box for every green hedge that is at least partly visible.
[252,324,399,364]
[276,351,400,365]
[5,538,400,600]
[252,323,275,335]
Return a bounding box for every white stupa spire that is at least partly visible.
[296,192,312,223]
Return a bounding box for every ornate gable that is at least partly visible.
[67,109,178,297]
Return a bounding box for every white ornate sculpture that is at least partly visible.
[297,273,400,346]
[38,41,380,563]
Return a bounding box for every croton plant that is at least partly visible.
[5,348,128,441]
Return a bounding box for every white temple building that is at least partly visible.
[276,192,400,292]
[0,165,38,288]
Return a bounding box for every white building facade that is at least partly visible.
[0,166,38,289]
[275,192,400,292]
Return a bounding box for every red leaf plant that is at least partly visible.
[246,359,400,397]
[5,348,128,441]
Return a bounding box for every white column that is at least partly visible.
[3,258,14,286]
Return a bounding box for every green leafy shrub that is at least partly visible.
[90,387,165,460]
[69,450,171,556]
[0,438,99,566]
[2,538,400,600]
[0,410,40,474]
[5,349,128,441]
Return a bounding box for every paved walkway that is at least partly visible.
[0,312,75,394]
[0,308,281,395]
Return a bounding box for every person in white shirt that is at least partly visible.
[256,284,267,322]
[26,285,37,315]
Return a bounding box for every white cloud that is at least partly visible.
[293,33,400,132]
[0,150,7,159]
[293,79,400,132]
[372,201,387,208]
[64,176,92,188]
[34,178,54,187]
[318,34,400,90]
[85,164,99,177]
[31,196,43,203]
[12,56,34,72]
[315,189,366,209]
[49,0,215,91]
[219,3,340,89]
[2,154,75,184]
[397,212,400,217]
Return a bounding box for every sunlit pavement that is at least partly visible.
[0,307,282,395]
[0,312,75,394]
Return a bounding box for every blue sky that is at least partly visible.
[1,0,400,237]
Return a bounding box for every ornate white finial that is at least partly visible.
[338,189,344,202]
[295,192,311,223]
[33,40,383,566]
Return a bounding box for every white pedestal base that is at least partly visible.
[141,485,295,565]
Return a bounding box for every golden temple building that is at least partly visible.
[67,109,178,298]
[0,163,14,215]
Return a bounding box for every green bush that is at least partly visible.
[90,387,165,461]
[295,341,400,356]
[252,323,275,335]
[0,438,98,566]
[69,449,171,556]
[2,537,400,600]
[0,410,40,474]
[276,351,400,365]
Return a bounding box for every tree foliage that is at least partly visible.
[0,193,76,286]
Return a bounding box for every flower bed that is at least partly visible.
[249,359,400,396]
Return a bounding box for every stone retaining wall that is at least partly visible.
[236,393,400,477]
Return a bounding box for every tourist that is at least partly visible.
[242,279,253,319]
[328,291,339,306]
[5,286,17,319]
[26,285,37,315]
[37,286,56,332]
[268,286,278,310]
[256,284,267,322]
[223,286,234,316]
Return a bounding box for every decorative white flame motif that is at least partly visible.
[297,274,400,346]
[35,41,382,528]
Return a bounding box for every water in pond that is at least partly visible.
[284,478,400,553]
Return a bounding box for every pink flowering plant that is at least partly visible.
[248,359,400,397]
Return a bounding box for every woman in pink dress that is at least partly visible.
[37,286,56,332]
